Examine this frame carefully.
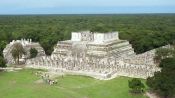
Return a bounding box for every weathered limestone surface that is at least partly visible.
[26,54,160,79]
[3,39,45,64]
[24,31,163,80]
[4,31,168,79]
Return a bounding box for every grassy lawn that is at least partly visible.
[0,69,148,98]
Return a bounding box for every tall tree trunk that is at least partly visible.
[17,56,19,64]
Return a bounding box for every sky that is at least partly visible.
[0,0,175,14]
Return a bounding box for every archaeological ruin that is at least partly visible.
[3,39,45,64]
[3,31,165,80]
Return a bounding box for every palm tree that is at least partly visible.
[11,42,26,64]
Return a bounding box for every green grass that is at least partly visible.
[0,69,148,98]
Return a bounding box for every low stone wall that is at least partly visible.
[0,67,23,72]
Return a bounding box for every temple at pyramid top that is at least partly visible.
[71,31,119,43]
[52,31,135,57]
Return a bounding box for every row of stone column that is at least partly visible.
[26,55,160,79]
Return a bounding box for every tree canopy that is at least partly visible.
[154,48,174,64]
[147,58,175,98]
[0,56,6,68]
[0,14,175,55]
[128,78,145,93]
[30,48,38,58]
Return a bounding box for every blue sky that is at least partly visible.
[0,0,175,14]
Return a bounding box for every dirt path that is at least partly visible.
[146,92,160,98]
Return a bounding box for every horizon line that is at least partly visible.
[0,13,175,16]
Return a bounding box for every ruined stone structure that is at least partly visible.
[52,31,135,58]
[3,39,45,64]
[25,31,161,80]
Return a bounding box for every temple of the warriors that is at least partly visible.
[4,31,163,80]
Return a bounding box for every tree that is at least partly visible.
[146,58,175,98]
[154,48,174,64]
[40,34,59,55]
[0,41,7,56]
[90,23,108,33]
[30,48,38,58]
[11,43,26,64]
[0,40,7,68]
[0,56,6,68]
[128,78,145,94]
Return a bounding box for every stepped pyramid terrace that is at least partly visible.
[4,31,161,80]
[24,31,161,80]
[52,31,135,58]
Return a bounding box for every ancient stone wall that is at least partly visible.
[3,39,45,64]
[25,31,163,80]
[26,52,160,79]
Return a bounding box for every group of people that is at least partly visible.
[35,71,58,85]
